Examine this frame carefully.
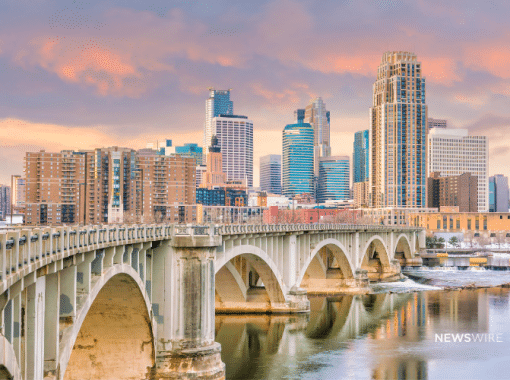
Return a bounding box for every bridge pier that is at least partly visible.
[150,231,225,380]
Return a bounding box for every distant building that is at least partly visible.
[427,172,478,212]
[225,188,247,207]
[428,118,447,129]
[174,143,203,165]
[211,115,253,188]
[316,156,350,203]
[353,130,369,183]
[428,128,488,211]
[196,188,225,206]
[11,175,25,214]
[204,88,233,158]
[282,123,314,198]
[0,185,10,220]
[489,175,509,212]
[260,154,282,195]
[196,165,207,187]
[294,109,305,123]
[202,136,227,189]
[353,181,370,208]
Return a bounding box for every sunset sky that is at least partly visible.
[1,0,510,187]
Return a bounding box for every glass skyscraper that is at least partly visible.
[489,175,509,212]
[353,130,369,183]
[369,51,427,208]
[175,143,203,166]
[282,123,314,198]
[260,154,282,194]
[204,88,233,153]
[317,156,350,203]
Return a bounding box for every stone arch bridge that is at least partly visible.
[0,223,424,380]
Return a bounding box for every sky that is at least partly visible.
[1,0,510,187]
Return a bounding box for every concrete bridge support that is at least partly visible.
[150,232,225,380]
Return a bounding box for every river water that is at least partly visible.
[215,286,510,379]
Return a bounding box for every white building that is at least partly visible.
[428,128,488,212]
[212,115,253,188]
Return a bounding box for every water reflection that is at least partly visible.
[216,289,510,380]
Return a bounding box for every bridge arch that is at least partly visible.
[216,245,287,308]
[297,239,356,288]
[394,233,413,261]
[0,335,21,380]
[59,264,155,380]
[360,235,391,267]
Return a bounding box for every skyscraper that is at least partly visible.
[489,175,509,212]
[369,51,428,208]
[353,130,369,183]
[428,128,488,212]
[211,114,253,188]
[304,98,331,179]
[260,155,282,195]
[0,185,10,220]
[282,123,314,198]
[316,156,350,203]
[204,88,233,155]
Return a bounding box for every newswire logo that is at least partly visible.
[435,333,503,343]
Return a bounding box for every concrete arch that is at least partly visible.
[217,245,287,305]
[360,235,391,268]
[59,264,156,380]
[297,239,356,287]
[216,261,248,304]
[0,336,21,380]
[394,234,413,259]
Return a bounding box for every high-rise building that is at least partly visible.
[489,174,509,212]
[25,150,86,225]
[172,143,204,165]
[304,98,331,181]
[369,51,428,208]
[24,147,196,226]
[204,88,233,155]
[260,154,282,195]
[428,118,447,129]
[428,128,488,212]
[0,185,10,220]
[10,175,25,214]
[427,172,478,212]
[211,114,253,188]
[353,130,369,183]
[316,156,350,203]
[294,109,305,123]
[202,136,227,189]
[282,123,314,198]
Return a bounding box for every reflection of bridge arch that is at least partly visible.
[215,245,287,311]
[297,239,356,290]
[61,265,155,380]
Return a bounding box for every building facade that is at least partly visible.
[24,147,196,226]
[0,185,10,220]
[204,88,233,156]
[316,156,350,203]
[428,172,478,212]
[369,51,428,208]
[202,136,227,189]
[353,130,369,183]
[282,123,314,198]
[211,115,253,188]
[489,174,509,212]
[428,118,447,129]
[259,154,282,195]
[172,143,204,166]
[428,128,488,212]
[10,175,25,214]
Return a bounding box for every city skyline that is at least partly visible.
[2,1,510,188]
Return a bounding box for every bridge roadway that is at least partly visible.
[0,223,424,380]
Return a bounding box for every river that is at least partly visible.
[215,287,510,379]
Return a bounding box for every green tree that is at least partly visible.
[437,237,445,249]
[449,236,459,248]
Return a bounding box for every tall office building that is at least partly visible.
[316,156,350,203]
[428,128,488,212]
[0,185,10,220]
[353,130,369,183]
[294,109,305,123]
[282,123,314,198]
[304,98,331,180]
[204,88,233,155]
[489,174,509,212]
[428,118,447,129]
[211,114,253,188]
[369,51,428,208]
[260,155,282,195]
[202,136,227,189]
